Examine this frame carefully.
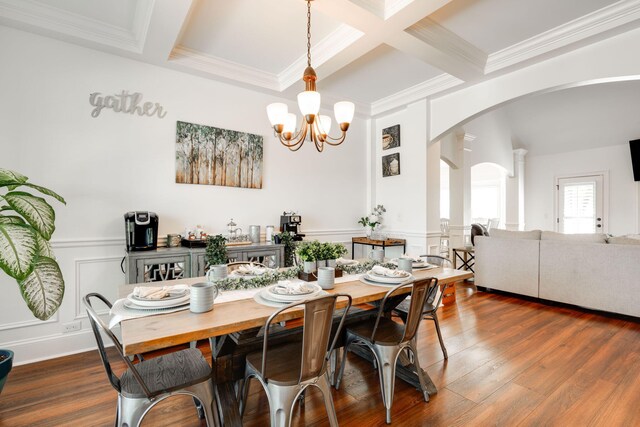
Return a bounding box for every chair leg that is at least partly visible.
[408,341,430,403]
[371,345,401,424]
[265,383,303,427]
[336,335,355,390]
[117,395,153,427]
[316,373,339,427]
[239,373,253,417]
[186,380,218,427]
[432,314,448,359]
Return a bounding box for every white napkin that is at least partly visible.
[235,263,268,276]
[272,280,315,295]
[371,265,407,278]
[400,254,423,262]
[133,284,189,300]
[336,257,358,266]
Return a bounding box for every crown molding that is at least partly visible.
[279,24,364,90]
[370,73,462,116]
[406,17,487,73]
[169,46,281,91]
[0,0,154,54]
[486,0,640,74]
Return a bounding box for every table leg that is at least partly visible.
[352,242,355,259]
[209,336,242,427]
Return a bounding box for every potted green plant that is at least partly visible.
[0,169,66,319]
[296,241,317,273]
[205,234,228,267]
[273,231,297,267]
[0,350,13,395]
[0,168,65,394]
[327,243,347,268]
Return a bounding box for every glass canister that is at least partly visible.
[265,225,274,242]
[249,225,260,243]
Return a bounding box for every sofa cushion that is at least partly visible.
[489,229,541,240]
[541,231,607,243]
[607,236,640,245]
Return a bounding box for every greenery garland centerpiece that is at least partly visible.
[337,259,397,275]
[0,169,66,320]
[213,267,301,291]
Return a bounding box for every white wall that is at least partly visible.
[372,100,429,256]
[526,144,637,235]
[0,26,367,363]
[430,26,640,142]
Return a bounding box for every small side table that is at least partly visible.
[452,247,475,273]
[351,237,406,259]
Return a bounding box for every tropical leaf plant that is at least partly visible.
[0,168,66,320]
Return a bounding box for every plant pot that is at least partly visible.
[303,261,316,274]
[317,260,327,268]
[326,259,337,268]
[0,349,14,396]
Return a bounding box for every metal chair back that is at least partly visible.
[83,293,153,397]
[371,278,436,344]
[420,255,452,268]
[261,294,352,384]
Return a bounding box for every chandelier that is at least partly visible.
[266,0,355,152]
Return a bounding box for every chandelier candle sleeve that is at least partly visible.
[266,0,355,152]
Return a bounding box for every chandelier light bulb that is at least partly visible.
[318,115,332,135]
[334,101,355,125]
[266,103,288,126]
[283,113,297,135]
[297,91,321,118]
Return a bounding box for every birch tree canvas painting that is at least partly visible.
[175,121,263,189]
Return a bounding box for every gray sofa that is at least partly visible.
[475,230,640,317]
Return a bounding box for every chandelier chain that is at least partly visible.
[307,1,312,67]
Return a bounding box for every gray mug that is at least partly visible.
[190,282,217,313]
[370,248,385,262]
[398,258,413,273]
[317,267,335,290]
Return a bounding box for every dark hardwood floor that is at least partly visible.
[1,282,639,426]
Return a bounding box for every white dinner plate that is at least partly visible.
[365,270,412,284]
[123,299,190,311]
[261,286,323,303]
[359,276,412,288]
[126,292,190,308]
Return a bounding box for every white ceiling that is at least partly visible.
[465,81,640,156]
[430,0,618,54]
[1,0,640,115]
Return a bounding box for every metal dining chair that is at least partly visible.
[336,278,435,424]
[83,293,218,427]
[239,294,352,427]
[420,254,453,268]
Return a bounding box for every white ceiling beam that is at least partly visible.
[140,0,195,64]
[310,0,484,82]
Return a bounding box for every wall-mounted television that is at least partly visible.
[631,139,640,182]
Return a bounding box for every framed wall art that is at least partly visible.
[382,153,400,177]
[175,121,263,189]
[382,124,400,150]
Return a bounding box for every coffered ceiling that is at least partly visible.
[1,0,639,116]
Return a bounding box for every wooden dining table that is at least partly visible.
[118,266,472,426]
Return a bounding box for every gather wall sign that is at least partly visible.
[89,90,167,118]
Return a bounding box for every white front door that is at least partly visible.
[556,174,605,234]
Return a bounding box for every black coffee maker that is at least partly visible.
[280,212,305,241]
[125,211,158,251]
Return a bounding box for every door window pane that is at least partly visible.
[563,183,595,233]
